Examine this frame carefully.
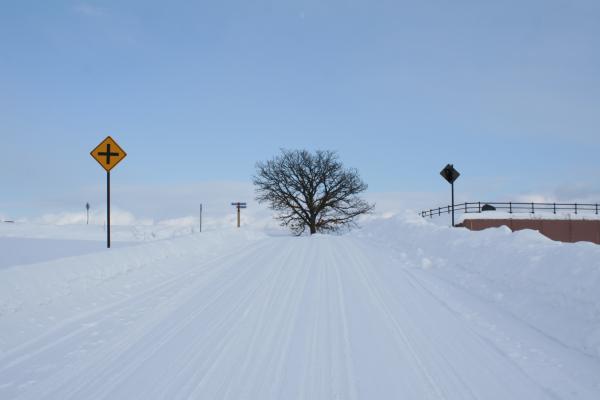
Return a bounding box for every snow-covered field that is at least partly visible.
[1,215,599,399]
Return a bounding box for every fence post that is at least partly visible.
[596,204,598,215]
[509,202,512,214]
[553,203,556,214]
[575,203,578,214]
[478,201,481,213]
[531,202,534,214]
[438,207,441,216]
[430,209,432,218]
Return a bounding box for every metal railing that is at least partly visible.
[420,202,600,218]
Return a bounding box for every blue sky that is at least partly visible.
[1,0,599,219]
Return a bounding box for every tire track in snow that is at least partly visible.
[0,239,265,374]
[5,231,597,399]
[62,240,280,400]
[93,237,316,400]
[99,255,277,399]
[385,243,599,399]
[300,246,326,399]
[10,239,274,400]
[325,237,359,400]
[330,247,359,400]
[337,239,448,400]
[340,238,553,399]
[223,238,313,400]
[180,238,303,399]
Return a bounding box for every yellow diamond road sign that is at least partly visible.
[91,136,127,172]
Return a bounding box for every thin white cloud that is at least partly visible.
[553,182,600,203]
[74,3,107,18]
[514,193,556,203]
[516,182,600,204]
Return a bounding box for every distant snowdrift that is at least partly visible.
[0,213,283,242]
[355,214,600,359]
[35,208,151,226]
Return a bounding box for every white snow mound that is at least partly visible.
[0,216,599,399]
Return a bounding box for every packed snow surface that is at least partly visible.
[1,215,600,399]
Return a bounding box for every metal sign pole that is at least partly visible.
[451,181,455,227]
[440,163,460,228]
[107,171,111,248]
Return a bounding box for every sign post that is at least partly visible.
[230,202,247,228]
[91,136,127,248]
[440,164,460,227]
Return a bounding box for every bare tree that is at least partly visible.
[253,149,374,235]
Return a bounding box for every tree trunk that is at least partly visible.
[309,214,317,234]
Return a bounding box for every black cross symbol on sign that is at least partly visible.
[98,144,120,165]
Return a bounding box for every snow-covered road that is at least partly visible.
[1,220,600,399]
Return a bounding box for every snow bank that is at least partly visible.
[2,213,600,398]
[0,228,266,347]
[4,214,598,361]
[356,213,600,359]
[0,221,209,242]
[0,238,135,270]
[0,213,283,242]
[35,208,149,226]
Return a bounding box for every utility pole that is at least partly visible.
[86,202,90,225]
[230,202,247,228]
[199,203,203,233]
